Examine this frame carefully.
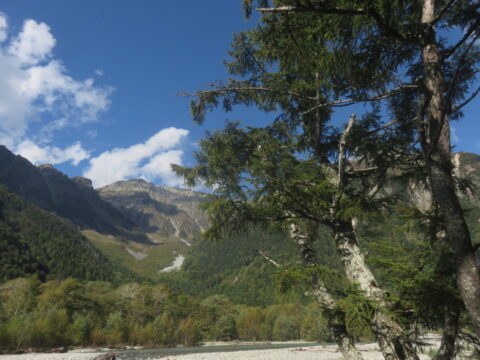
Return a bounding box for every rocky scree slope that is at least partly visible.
[98,179,208,245]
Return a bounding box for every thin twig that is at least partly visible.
[300,84,417,115]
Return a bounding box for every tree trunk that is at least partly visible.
[289,223,364,360]
[312,282,364,360]
[434,306,460,360]
[334,220,419,360]
[421,0,480,332]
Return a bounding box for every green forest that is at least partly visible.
[0,185,135,283]
[0,277,338,350]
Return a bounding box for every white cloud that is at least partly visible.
[141,150,185,186]
[0,14,112,166]
[16,139,89,166]
[0,13,8,43]
[8,19,55,66]
[84,127,189,188]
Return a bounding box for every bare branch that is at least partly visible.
[451,85,480,113]
[300,84,418,116]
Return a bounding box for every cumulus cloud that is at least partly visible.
[84,127,189,188]
[0,14,112,167]
[8,19,55,66]
[16,139,89,166]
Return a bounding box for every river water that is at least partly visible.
[114,342,321,360]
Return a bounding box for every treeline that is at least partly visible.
[0,277,346,351]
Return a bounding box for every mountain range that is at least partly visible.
[0,145,208,278]
[0,145,479,304]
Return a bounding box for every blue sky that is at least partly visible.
[0,1,478,188]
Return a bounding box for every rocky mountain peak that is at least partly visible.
[98,178,209,244]
[71,176,94,190]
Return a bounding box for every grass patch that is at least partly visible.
[83,230,190,278]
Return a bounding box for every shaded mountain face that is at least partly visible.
[0,146,146,242]
[0,184,134,282]
[98,179,208,244]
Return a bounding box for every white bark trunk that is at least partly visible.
[334,221,419,360]
[289,222,364,360]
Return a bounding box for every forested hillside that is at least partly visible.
[0,185,134,282]
[162,227,341,306]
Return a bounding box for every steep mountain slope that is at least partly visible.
[0,146,146,241]
[0,184,133,282]
[98,179,208,244]
[94,180,209,276]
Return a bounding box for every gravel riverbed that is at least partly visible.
[0,337,441,360]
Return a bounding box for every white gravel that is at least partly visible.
[158,343,434,360]
[0,352,102,360]
[0,338,441,360]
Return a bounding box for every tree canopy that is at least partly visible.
[175,1,480,359]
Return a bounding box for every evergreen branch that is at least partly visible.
[428,32,480,162]
[451,85,480,113]
[365,115,417,136]
[443,17,480,58]
[300,84,418,115]
[257,5,364,16]
[443,31,480,115]
[429,0,457,27]
[182,86,316,101]
[257,5,411,42]
[284,13,318,70]
[366,119,398,135]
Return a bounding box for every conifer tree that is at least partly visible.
[240,0,480,334]
[175,0,480,359]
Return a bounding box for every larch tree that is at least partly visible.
[174,0,480,359]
